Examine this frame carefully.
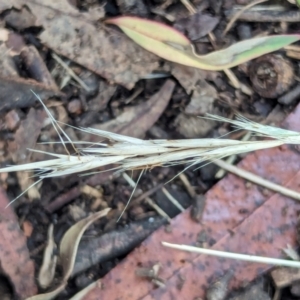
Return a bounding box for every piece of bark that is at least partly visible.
[20,46,57,88]
[73,217,166,275]
[0,76,62,113]
[0,187,37,298]
[7,108,46,163]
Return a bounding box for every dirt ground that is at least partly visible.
[1,0,300,299]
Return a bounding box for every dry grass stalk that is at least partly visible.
[1,94,300,204]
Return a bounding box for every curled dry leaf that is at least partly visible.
[38,224,57,289]
[60,208,111,281]
[106,16,300,70]
[26,208,110,300]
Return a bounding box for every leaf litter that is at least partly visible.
[1,0,300,298]
[3,0,159,89]
[26,208,110,300]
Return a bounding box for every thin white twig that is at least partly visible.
[162,242,300,268]
[213,159,300,202]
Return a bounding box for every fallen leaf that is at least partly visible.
[174,12,220,41]
[79,104,300,299]
[106,16,300,70]
[0,187,37,298]
[83,80,175,141]
[38,224,57,289]
[60,208,111,281]
[4,0,159,89]
[0,76,62,113]
[26,208,110,300]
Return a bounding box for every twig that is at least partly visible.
[213,159,300,202]
[180,0,196,14]
[122,173,171,221]
[223,0,269,35]
[161,187,185,212]
[145,198,172,222]
[51,52,90,92]
[179,173,195,198]
[215,131,252,179]
[162,242,300,268]
[225,6,300,22]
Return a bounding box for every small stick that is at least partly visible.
[215,131,252,179]
[179,173,195,198]
[145,198,172,222]
[122,173,171,221]
[52,52,90,92]
[180,0,196,14]
[162,242,300,268]
[161,187,185,212]
[223,0,269,35]
[225,6,300,22]
[213,159,300,201]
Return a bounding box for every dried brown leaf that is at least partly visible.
[38,224,57,289]
[0,76,62,113]
[26,208,110,300]
[84,80,175,141]
[60,208,111,280]
[7,0,159,89]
